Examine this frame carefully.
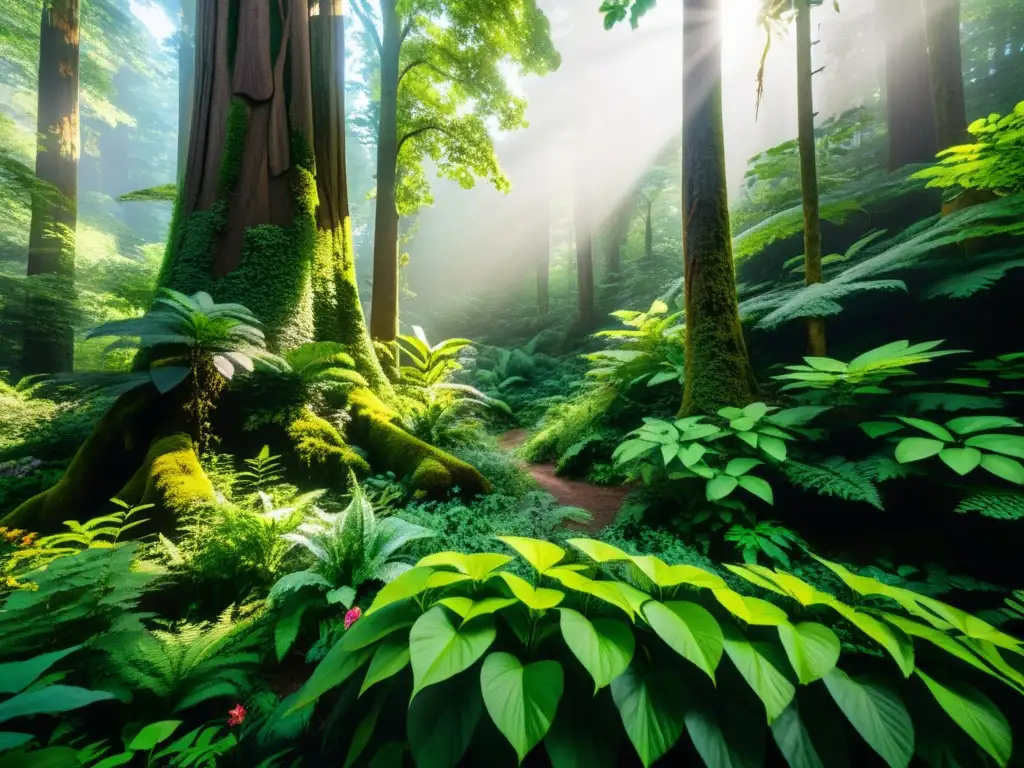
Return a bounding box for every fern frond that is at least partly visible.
[783,457,884,509]
[924,254,1024,300]
[955,488,1024,520]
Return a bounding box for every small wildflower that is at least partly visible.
[344,607,362,630]
[227,704,246,727]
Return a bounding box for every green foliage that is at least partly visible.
[397,326,473,387]
[782,457,885,509]
[285,535,1024,767]
[14,499,153,565]
[955,488,1024,519]
[237,445,284,495]
[116,183,178,202]
[913,100,1024,194]
[862,414,1024,485]
[80,720,240,767]
[723,521,804,569]
[586,300,686,392]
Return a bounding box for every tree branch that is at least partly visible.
[400,18,415,44]
[398,59,427,86]
[397,124,447,155]
[350,0,382,57]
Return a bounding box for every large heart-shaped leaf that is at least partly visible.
[558,609,634,692]
[566,538,631,563]
[497,536,566,573]
[979,453,1024,484]
[365,569,434,616]
[938,447,982,476]
[410,607,496,697]
[895,437,945,463]
[777,623,841,685]
[496,572,565,610]
[481,653,564,763]
[822,668,913,768]
[915,669,1012,766]
[642,601,723,681]
[416,552,512,580]
[611,659,687,767]
[964,433,1024,459]
[290,643,374,712]
[722,628,795,723]
[360,634,411,696]
[715,590,789,626]
[407,671,484,768]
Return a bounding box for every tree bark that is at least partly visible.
[922,0,969,151]
[883,0,938,169]
[369,0,402,367]
[177,0,196,184]
[680,0,756,415]
[796,0,826,356]
[574,151,595,325]
[24,0,81,376]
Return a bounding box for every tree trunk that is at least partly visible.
[538,189,550,315]
[177,0,196,184]
[796,0,826,356]
[922,0,969,151]
[644,201,653,259]
[574,154,595,325]
[883,0,938,169]
[369,0,401,371]
[24,0,81,376]
[680,0,756,416]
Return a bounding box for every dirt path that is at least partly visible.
[500,429,629,533]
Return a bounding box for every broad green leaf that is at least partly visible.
[772,693,851,768]
[0,732,32,752]
[804,357,847,372]
[778,623,841,685]
[707,475,739,501]
[630,556,726,589]
[496,572,565,611]
[895,437,946,463]
[409,607,496,697]
[743,402,771,419]
[830,604,915,677]
[365,567,435,615]
[291,644,374,711]
[327,586,356,607]
[739,475,774,505]
[767,406,832,427]
[0,646,82,695]
[344,696,384,768]
[661,443,676,466]
[407,670,483,768]
[558,609,634,692]
[946,416,1021,435]
[616,582,653,614]
[480,653,564,762]
[614,439,659,464]
[643,601,723,681]
[544,685,622,768]
[822,669,913,768]
[497,536,566,573]
[128,721,182,751]
[439,597,474,618]
[731,416,758,432]
[726,458,763,476]
[722,628,795,723]
[426,571,471,589]
[979,453,1024,484]
[723,564,791,597]
[0,746,82,767]
[342,600,421,650]
[0,685,116,724]
[678,443,708,467]
[898,417,954,442]
[465,598,518,624]
[360,635,411,696]
[715,590,789,626]
[416,552,513,580]
[567,538,631,563]
[545,569,634,618]
[860,422,903,439]
[938,447,982,476]
[915,669,1012,766]
[966,433,1024,459]
[759,435,789,462]
[611,660,687,767]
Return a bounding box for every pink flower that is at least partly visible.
[227,704,246,727]
[344,607,362,630]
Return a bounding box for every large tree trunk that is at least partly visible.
[574,150,595,326]
[796,0,825,356]
[922,0,969,151]
[24,0,81,376]
[883,0,938,169]
[177,0,196,183]
[680,0,756,416]
[5,0,487,534]
[368,0,401,370]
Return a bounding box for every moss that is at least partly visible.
[117,433,216,530]
[346,388,490,498]
[217,99,250,196]
[288,411,371,477]
[409,458,453,495]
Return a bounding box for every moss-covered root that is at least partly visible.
[115,433,216,531]
[288,411,372,479]
[347,389,491,497]
[1,388,159,533]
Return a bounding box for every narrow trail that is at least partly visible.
[499,429,630,533]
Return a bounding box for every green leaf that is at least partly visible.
[805,357,847,372]
[480,653,564,763]
[128,721,182,751]
[642,601,723,682]
[830,605,915,677]
[566,538,632,563]
[938,447,982,476]
[409,607,496,698]
[0,686,116,726]
[915,669,1012,766]
[730,416,758,432]
[722,629,795,723]
[545,569,635,619]
[0,732,32,751]
[860,422,903,439]
[678,443,708,467]
[629,557,726,589]
[365,567,435,615]
[327,586,356,607]
[946,416,1021,435]
[611,660,687,767]
[739,475,775,505]
[759,435,789,462]
[360,635,411,696]
[778,623,840,685]
[771,694,851,768]
[441,597,518,624]
[822,669,913,768]
[149,365,191,394]
[0,747,81,767]
[898,417,954,441]
[707,475,739,501]
[342,600,421,650]
[558,609,634,692]
[726,458,763,476]
[894,437,946,463]
[291,644,374,712]
[0,646,82,695]
[965,433,1024,459]
[715,590,790,626]
[417,552,512,580]
[496,572,565,610]
[407,671,484,768]
[496,536,566,573]
[980,453,1024,484]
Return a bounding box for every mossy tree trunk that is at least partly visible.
[679,0,756,416]
[24,0,81,376]
[796,0,826,356]
[882,0,938,170]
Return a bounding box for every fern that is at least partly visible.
[555,432,606,474]
[955,488,1024,520]
[923,252,1024,300]
[901,391,1006,413]
[782,457,884,509]
[857,454,920,483]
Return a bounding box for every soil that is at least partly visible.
[499,429,629,533]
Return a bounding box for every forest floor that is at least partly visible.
[499,429,629,533]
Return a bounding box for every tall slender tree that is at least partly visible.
[24,0,81,375]
[922,0,969,151]
[882,0,938,169]
[574,145,595,326]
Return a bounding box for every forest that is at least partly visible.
[2,0,1024,764]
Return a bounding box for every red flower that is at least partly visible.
[227,704,246,727]
[344,607,362,630]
